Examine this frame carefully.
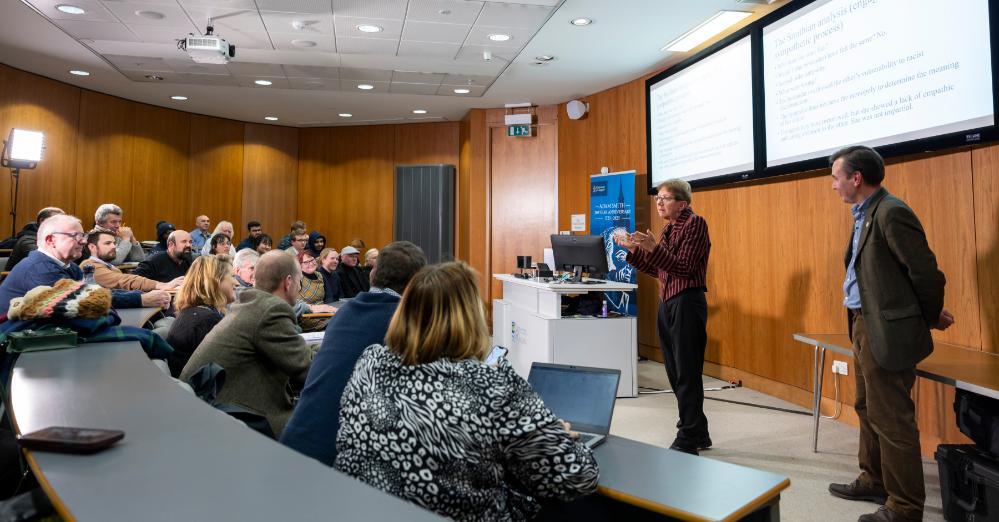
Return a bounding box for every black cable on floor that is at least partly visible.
[703,396,812,416]
[638,385,812,416]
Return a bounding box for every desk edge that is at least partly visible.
[597,485,710,521]
[7,366,78,522]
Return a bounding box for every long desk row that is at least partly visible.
[8,342,789,521]
[793,333,999,451]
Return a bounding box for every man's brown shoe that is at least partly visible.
[828,480,888,504]
[858,506,920,521]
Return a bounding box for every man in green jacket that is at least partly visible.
[180,250,316,437]
[826,145,953,522]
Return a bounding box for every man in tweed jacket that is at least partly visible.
[180,250,316,437]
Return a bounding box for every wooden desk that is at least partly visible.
[792,333,999,451]
[116,307,162,328]
[7,342,445,522]
[594,436,789,521]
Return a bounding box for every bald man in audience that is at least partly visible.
[180,250,318,437]
[94,203,144,265]
[133,230,194,283]
[0,215,171,313]
[191,215,211,251]
[4,206,64,272]
[81,229,183,291]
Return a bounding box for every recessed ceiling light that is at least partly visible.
[264,116,279,121]
[135,10,165,20]
[438,9,451,15]
[254,79,273,86]
[535,55,555,61]
[412,109,428,114]
[453,88,470,94]
[56,4,85,15]
[145,74,164,81]
[488,33,511,42]
[170,95,187,101]
[69,69,90,76]
[339,113,352,118]
[292,39,317,48]
[356,24,383,33]
[357,84,374,90]
[569,17,593,26]
[662,10,752,52]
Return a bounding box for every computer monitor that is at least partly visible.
[550,234,608,282]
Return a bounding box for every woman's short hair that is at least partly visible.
[385,262,490,366]
[656,179,693,203]
[210,233,231,251]
[253,234,273,249]
[176,254,233,312]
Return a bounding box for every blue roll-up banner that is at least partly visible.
[590,170,637,316]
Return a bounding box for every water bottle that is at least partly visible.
[601,299,608,318]
[82,265,96,286]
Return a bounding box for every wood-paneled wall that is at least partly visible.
[0,64,458,251]
[556,75,999,453]
[297,122,459,252]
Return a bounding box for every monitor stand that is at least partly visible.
[571,265,583,283]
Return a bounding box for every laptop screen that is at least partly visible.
[528,363,620,435]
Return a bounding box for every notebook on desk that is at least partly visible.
[528,363,620,448]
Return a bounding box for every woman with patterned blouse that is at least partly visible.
[335,262,599,521]
[296,251,329,332]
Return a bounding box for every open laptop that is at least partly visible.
[527,363,620,449]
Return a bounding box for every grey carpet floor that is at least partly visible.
[608,360,945,521]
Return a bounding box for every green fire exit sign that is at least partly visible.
[507,124,532,137]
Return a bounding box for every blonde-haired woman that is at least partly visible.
[164,254,236,377]
[335,262,599,521]
[200,220,237,257]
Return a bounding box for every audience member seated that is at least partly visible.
[336,246,369,298]
[201,221,237,257]
[233,248,258,290]
[253,234,273,255]
[191,215,211,252]
[81,230,183,291]
[281,241,426,465]
[93,203,144,265]
[236,220,263,251]
[209,233,232,256]
[149,221,176,253]
[0,215,171,313]
[133,230,194,283]
[348,237,366,252]
[307,232,326,257]
[363,248,378,279]
[334,262,600,520]
[3,207,64,272]
[164,254,235,377]
[278,221,306,251]
[296,251,332,332]
[316,248,342,303]
[179,251,318,437]
[284,231,309,257]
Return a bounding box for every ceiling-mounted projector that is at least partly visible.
[178,22,235,64]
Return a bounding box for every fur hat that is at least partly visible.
[7,279,112,320]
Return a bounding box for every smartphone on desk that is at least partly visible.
[485,345,508,367]
[18,426,125,454]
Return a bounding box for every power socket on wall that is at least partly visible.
[832,361,849,376]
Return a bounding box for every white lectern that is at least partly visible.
[492,274,638,397]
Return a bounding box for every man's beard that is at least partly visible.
[177,249,193,262]
[99,250,116,263]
